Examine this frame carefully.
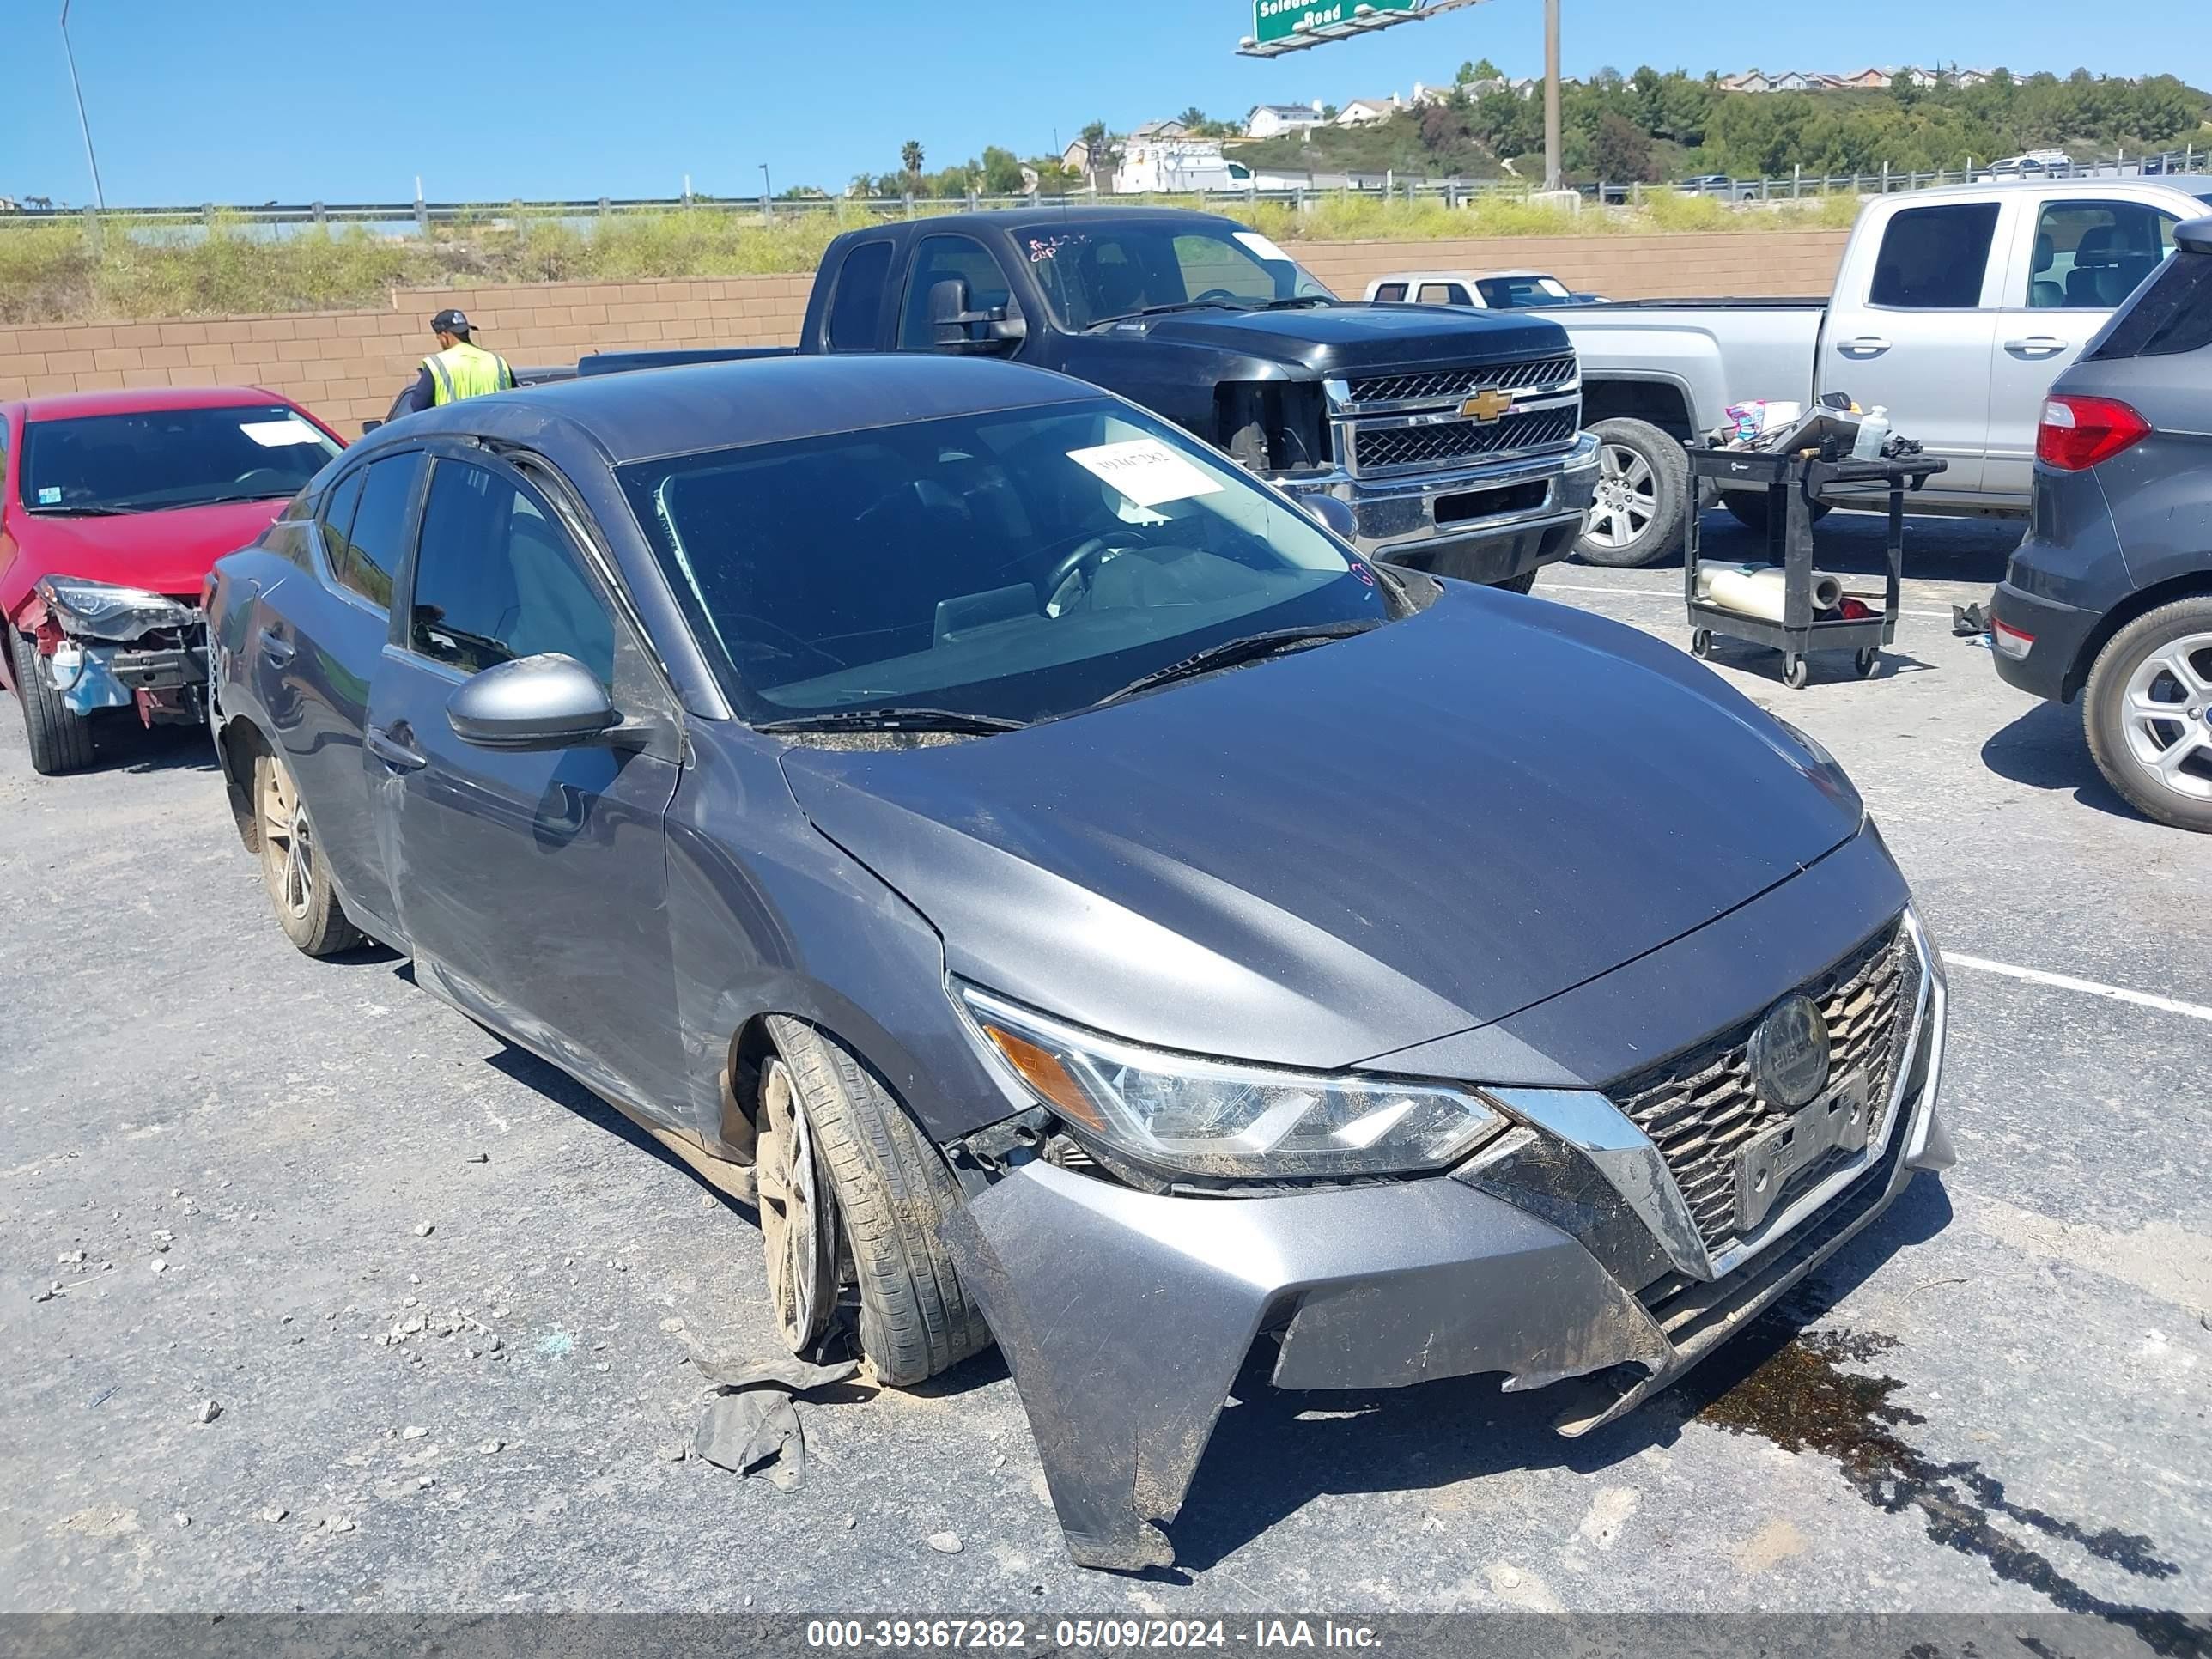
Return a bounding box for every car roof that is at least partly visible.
[1901,179,2209,206]
[368,353,1103,465]
[842,205,1250,240]
[15,383,299,422]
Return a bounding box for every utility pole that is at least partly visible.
[759,162,772,219]
[1542,0,1562,193]
[58,0,106,210]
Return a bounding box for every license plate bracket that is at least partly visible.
[1734,1070,1872,1236]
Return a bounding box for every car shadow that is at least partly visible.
[88,719,218,775]
[1161,1172,1955,1574]
[1696,635,1939,688]
[1597,507,2023,583]
[1980,699,2147,823]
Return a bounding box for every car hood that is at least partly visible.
[776,585,1862,1073]
[2,497,289,620]
[1124,302,1569,376]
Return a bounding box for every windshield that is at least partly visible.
[20,404,340,514]
[1012,222,1334,329]
[1476,275,1574,308]
[621,399,1392,726]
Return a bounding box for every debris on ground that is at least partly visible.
[927,1531,963,1555]
[401,1425,428,1440]
[477,1439,502,1455]
[196,1400,221,1425]
[414,1222,434,1237]
[695,1391,806,1491]
[685,1341,860,1395]
[464,1152,489,1164]
[259,1504,288,1522]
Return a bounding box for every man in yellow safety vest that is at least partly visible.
[392,308,515,416]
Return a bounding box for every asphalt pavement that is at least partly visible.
[3,510,2207,1636]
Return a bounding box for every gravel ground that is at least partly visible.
[2,510,2206,1637]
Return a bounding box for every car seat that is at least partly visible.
[2066,226,2119,307]
[2030,233,2063,308]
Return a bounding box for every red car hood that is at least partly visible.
[2,497,289,621]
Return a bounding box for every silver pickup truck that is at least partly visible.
[1557,176,2212,566]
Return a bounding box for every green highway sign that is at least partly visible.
[1253,0,1419,47]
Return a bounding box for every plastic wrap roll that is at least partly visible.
[1694,563,1843,622]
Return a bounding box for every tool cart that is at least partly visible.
[1684,444,1947,689]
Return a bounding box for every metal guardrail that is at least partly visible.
[3,149,2202,235]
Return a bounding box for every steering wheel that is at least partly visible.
[1193,288,1243,305]
[1043,530,1154,608]
[231,466,294,493]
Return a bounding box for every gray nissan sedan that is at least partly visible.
[205,356,1953,1571]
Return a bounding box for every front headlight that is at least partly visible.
[956,982,1504,1180]
[36,576,198,641]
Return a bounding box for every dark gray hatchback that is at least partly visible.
[205,355,1950,1571]
[1991,216,2212,831]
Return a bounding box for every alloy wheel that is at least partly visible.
[1584,441,1658,550]
[258,757,316,920]
[2118,630,2212,803]
[757,1056,836,1353]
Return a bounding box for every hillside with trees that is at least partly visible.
[1233,64,2209,183]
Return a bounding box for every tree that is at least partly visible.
[901,140,924,189]
[980,146,1025,195]
[1457,56,1501,85]
[1590,111,1656,182]
[1178,106,1208,129]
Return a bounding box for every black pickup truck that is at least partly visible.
[583,208,1600,590]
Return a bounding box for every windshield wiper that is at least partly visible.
[25,503,140,516]
[1084,298,1252,331]
[754,706,1028,736]
[1260,295,1337,309]
[1091,621,1377,709]
[192,489,298,506]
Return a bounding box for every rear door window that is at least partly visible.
[1869,203,2002,308]
[1416,283,1470,305]
[825,240,893,350]
[1371,283,1408,302]
[2028,201,2180,308]
[898,236,1014,349]
[338,453,425,611]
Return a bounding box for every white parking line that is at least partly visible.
[1535,581,1956,623]
[1943,953,2212,1024]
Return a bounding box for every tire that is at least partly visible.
[1577,418,1690,569]
[764,1015,988,1386]
[1492,569,1538,595]
[1782,653,1810,690]
[8,628,97,776]
[1719,489,1832,536]
[1690,628,1712,660]
[2082,598,2212,833]
[252,749,363,955]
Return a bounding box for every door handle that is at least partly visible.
[2002,335,2068,356]
[259,634,295,667]
[1836,335,1891,356]
[366,724,427,771]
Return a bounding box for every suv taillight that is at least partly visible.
[2036,394,2151,471]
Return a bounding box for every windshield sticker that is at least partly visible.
[1066,439,1224,508]
[1233,230,1292,264]
[240,416,323,447]
[38,486,62,505]
[1024,233,1085,264]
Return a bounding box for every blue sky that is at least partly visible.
[9,0,2205,206]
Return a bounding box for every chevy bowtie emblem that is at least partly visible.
[1461,388,1515,422]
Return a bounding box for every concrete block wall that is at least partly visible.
[0,231,1848,433]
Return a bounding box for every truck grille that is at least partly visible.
[1343,354,1577,407]
[1607,919,1916,1258]
[1351,404,1579,474]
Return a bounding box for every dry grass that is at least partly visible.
[1,193,1865,324]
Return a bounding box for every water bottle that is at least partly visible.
[1852,407,1892,461]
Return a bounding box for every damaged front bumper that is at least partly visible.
[29,576,210,724]
[941,913,1949,1573]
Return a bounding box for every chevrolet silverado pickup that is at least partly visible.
[1558,177,2212,566]
[583,208,1601,591]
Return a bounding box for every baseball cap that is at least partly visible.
[429,307,473,334]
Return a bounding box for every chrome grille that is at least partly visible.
[1344,354,1577,406]
[1351,405,1579,473]
[1608,920,1915,1257]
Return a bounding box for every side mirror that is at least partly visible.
[361,418,384,434]
[446,653,619,750]
[1301,494,1358,541]
[928,278,1024,352]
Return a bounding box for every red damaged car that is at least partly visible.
[1,386,343,775]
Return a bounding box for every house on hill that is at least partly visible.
[1130,118,1190,143]
[1335,94,1401,126]
[1247,101,1326,138]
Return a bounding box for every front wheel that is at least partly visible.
[2083,599,2212,833]
[1492,569,1538,595]
[762,1016,988,1385]
[1576,418,1690,569]
[8,628,97,776]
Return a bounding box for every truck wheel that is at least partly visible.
[1492,570,1538,595]
[1577,418,1689,568]
[253,749,363,955]
[763,1015,988,1385]
[2082,599,2212,833]
[1720,489,1832,536]
[9,628,98,776]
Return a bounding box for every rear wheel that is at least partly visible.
[1577,418,1689,568]
[253,749,362,955]
[762,1015,988,1385]
[1719,489,1832,536]
[2083,599,2212,833]
[8,628,97,776]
